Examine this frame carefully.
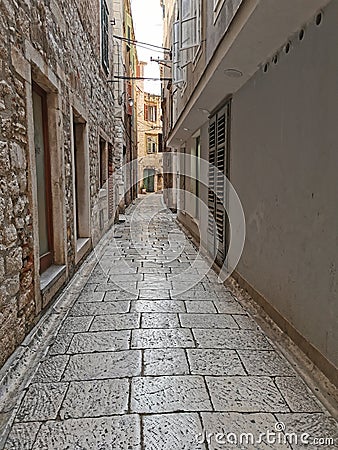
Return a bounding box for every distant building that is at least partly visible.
[0,0,138,367]
[136,64,163,193]
[161,0,338,386]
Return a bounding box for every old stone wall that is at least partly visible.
[0,0,118,367]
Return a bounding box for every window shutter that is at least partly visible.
[158,133,163,152]
[180,0,201,50]
[108,144,114,219]
[208,103,231,264]
[101,0,109,72]
[144,104,149,121]
[127,83,132,115]
[172,21,183,84]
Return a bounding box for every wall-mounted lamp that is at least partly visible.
[118,92,134,107]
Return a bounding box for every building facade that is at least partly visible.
[161,0,337,385]
[136,65,163,193]
[0,0,138,367]
[112,0,139,208]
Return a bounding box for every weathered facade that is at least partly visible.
[162,0,337,385]
[112,0,139,206]
[0,0,137,367]
[136,64,163,193]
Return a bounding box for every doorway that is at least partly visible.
[143,168,155,192]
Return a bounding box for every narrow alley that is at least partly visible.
[1,195,336,449]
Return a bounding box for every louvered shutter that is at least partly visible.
[208,102,231,264]
[208,117,217,257]
[108,144,114,220]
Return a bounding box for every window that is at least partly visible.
[214,0,226,20]
[149,105,157,122]
[144,104,157,122]
[126,25,131,51]
[158,133,163,152]
[108,143,115,220]
[101,0,109,73]
[147,136,157,153]
[180,0,201,50]
[172,0,201,83]
[32,83,53,273]
[99,138,107,188]
[172,21,183,84]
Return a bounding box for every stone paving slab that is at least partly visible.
[4,422,41,450]
[232,313,258,329]
[69,301,131,316]
[206,376,290,412]
[60,379,129,419]
[48,333,74,355]
[143,348,189,375]
[179,313,238,329]
[89,313,140,331]
[62,351,142,381]
[193,328,272,350]
[131,300,185,313]
[131,376,212,413]
[200,412,293,449]
[139,289,171,299]
[31,415,141,450]
[143,413,207,449]
[15,383,68,422]
[131,328,195,349]
[76,291,105,302]
[185,300,217,313]
[187,349,246,376]
[1,194,336,449]
[274,413,338,450]
[274,377,325,413]
[141,313,180,328]
[237,350,296,376]
[31,355,69,383]
[58,316,93,333]
[67,330,131,353]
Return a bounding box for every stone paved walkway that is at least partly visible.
[1,195,337,449]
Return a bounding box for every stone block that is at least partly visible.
[143,413,206,450]
[15,383,68,422]
[67,330,131,354]
[0,140,10,175]
[206,376,289,412]
[10,142,26,169]
[5,246,23,274]
[143,348,190,376]
[62,350,142,381]
[131,376,212,413]
[11,45,30,82]
[60,379,129,419]
[131,328,195,349]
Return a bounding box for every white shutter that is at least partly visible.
[180,0,200,50]
[172,21,183,84]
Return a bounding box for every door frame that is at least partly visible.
[32,81,54,273]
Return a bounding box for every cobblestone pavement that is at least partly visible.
[2,195,337,449]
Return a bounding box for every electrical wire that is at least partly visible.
[113,34,170,52]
